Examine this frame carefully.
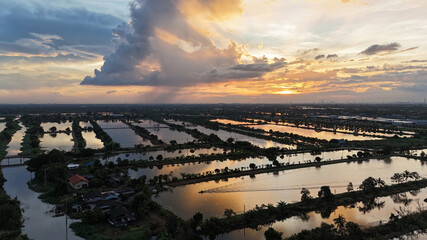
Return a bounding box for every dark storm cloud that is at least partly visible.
[326,54,338,58]
[360,42,401,55]
[231,57,286,72]
[0,3,123,53]
[82,0,274,87]
[314,54,325,60]
[205,58,285,81]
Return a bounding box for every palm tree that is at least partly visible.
[403,170,411,182]
[277,201,287,211]
[376,178,385,187]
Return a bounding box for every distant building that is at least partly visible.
[67,163,80,170]
[68,174,89,190]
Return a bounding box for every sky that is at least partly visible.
[0,0,426,104]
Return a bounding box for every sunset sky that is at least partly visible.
[1,0,426,103]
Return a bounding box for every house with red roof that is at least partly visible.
[68,174,89,190]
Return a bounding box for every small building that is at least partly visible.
[81,174,95,181]
[112,187,135,196]
[107,207,136,227]
[81,190,103,203]
[67,163,80,170]
[106,176,121,186]
[68,174,89,190]
[102,191,120,201]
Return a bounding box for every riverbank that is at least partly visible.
[199,178,427,236]
[166,155,387,187]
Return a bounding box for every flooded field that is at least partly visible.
[40,133,74,151]
[246,119,410,138]
[102,147,226,163]
[211,119,253,125]
[153,157,427,219]
[135,120,195,144]
[97,120,152,148]
[6,123,26,156]
[128,150,362,180]
[185,124,296,149]
[0,122,6,132]
[248,124,381,141]
[41,121,72,132]
[81,131,104,149]
[3,166,82,240]
[215,188,427,239]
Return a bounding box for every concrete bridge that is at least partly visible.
[1,155,30,168]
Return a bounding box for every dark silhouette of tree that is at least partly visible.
[333,214,346,233]
[264,227,283,240]
[224,209,236,218]
[301,188,312,202]
[347,182,354,192]
[318,186,334,200]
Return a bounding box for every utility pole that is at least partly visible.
[44,169,47,187]
[65,201,68,240]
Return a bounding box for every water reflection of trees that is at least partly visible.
[299,213,310,221]
[409,189,421,196]
[383,157,392,164]
[358,197,385,213]
[390,193,413,206]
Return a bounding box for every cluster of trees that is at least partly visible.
[21,121,44,155]
[72,120,86,151]
[27,149,70,197]
[358,177,386,192]
[0,120,21,157]
[90,120,120,151]
[286,216,364,240]
[390,170,420,183]
[131,124,165,146]
[301,186,334,202]
[0,190,26,240]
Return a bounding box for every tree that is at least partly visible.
[156,154,163,161]
[300,188,312,202]
[264,227,283,240]
[375,178,385,187]
[410,171,420,180]
[193,212,203,226]
[226,137,234,144]
[391,173,403,183]
[345,222,363,237]
[382,145,393,155]
[359,177,377,192]
[421,151,426,158]
[82,209,105,225]
[347,182,354,192]
[224,208,236,218]
[333,214,346,233]
[249,163,257,170]
[402,170,411,182]
[318,186,334,200]
[315,156,322,162]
